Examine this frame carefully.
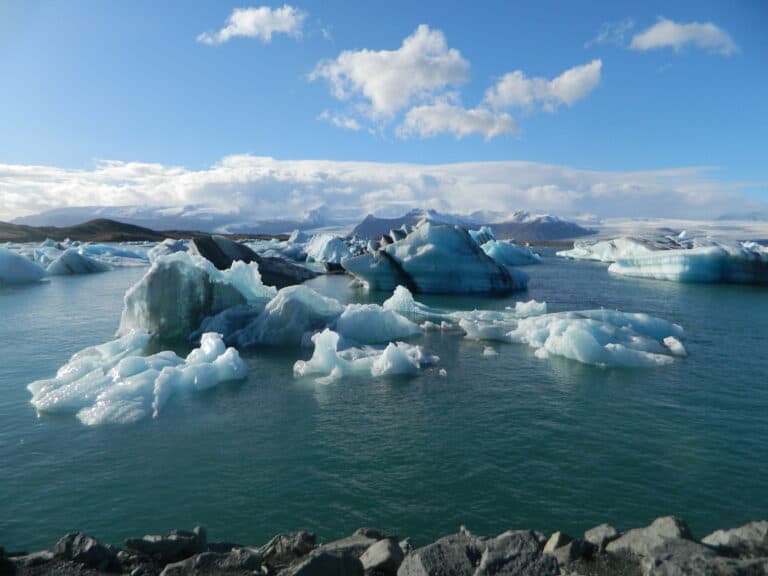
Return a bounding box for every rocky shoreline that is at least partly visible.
[2,516,767,576]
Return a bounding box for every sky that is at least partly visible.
[0,0,766,221]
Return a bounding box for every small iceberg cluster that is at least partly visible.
[246,230,367,266]
[558,234,768,285]
[342,221,528,294]
[293,329,439,384]
[1,238,149,284]
[28,331,248,425]
[383,286,686,368]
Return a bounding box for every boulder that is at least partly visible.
[125,526,207,565]
[398,529,557,576]
[278,550,364,576]
[585,524,620,552]
[702,521,768,559]
[318,530,386,559]
[606,517,694,558]
[159,548,262,575]
[258,531,317,571]
[360,538,404,574]
[543,531,572,554]
[53,532,120,572]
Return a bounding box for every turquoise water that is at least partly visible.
[1,250,767,551]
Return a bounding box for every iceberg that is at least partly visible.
[481,240,541,266]
[304,233,352,264]
[343,222,527,294]
[148,238,188,261]
[293,328,439,383]
[608,242,768,284]
[559,235,768,285]
[383,285,686,368]
[231,285,344,348]
[46,248,110,275]
[333,303,421,344]
[0,248,47,284]
[28,331,247,425]
[118,252,276,341]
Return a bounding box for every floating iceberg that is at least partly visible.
[28,331,247,425]
[383,285,685,368]
[608,242,768,284]
[0,248,46,284]
[148,238,188,262]
[231,285,345,347]
[333,303,421,344]
[118,252,276,341]
[343,222,527,294]
[559,235,768,285]
[46,248,110,275]
[468,226,541,266]
[481,240,541,266]
[293,329,439,383]
[305,233,352,264]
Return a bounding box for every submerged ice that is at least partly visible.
[28,331,247,425]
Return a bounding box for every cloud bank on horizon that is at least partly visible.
[0,155,761,223]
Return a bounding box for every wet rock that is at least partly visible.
[125,527,207,565]
[278,550,364,576]
[159,548,262,575]
[258,532,317,571]
[702,521,768,559]
[53,533,119,572]
[584,524,620,552]
[606,517,694,557]
[360,538,404,574]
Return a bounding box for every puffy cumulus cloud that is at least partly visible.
[310,25,470,118]
[630,18,738,56]
[197,5,306,45]
[484,60,602,111]
[0,155,761,222]
[397,100,517,140]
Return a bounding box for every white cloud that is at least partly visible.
[397,100,516,140]
[484,60,602,111]
[318,111,362,131]
[310,25,470,118]
[197,5,306,45]
[585,19,635,48]
[0,155,761,222]
[630,18,738,55]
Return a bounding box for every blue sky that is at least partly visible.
[0,0,766,220]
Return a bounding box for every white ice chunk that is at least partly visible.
[512,300,548,317]
[334,304,420,344]
[482,240,541,266]
[28,331,247,425]
[293,329,438,383]
[233,285,344,347]
[0,248,46,284]
[305,233,352,264]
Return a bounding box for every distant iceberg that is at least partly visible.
[28,331,247,425]
[47,248,110,275]
[0,248,46,284]
[559,235,768,285]
[342,222,528,294]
